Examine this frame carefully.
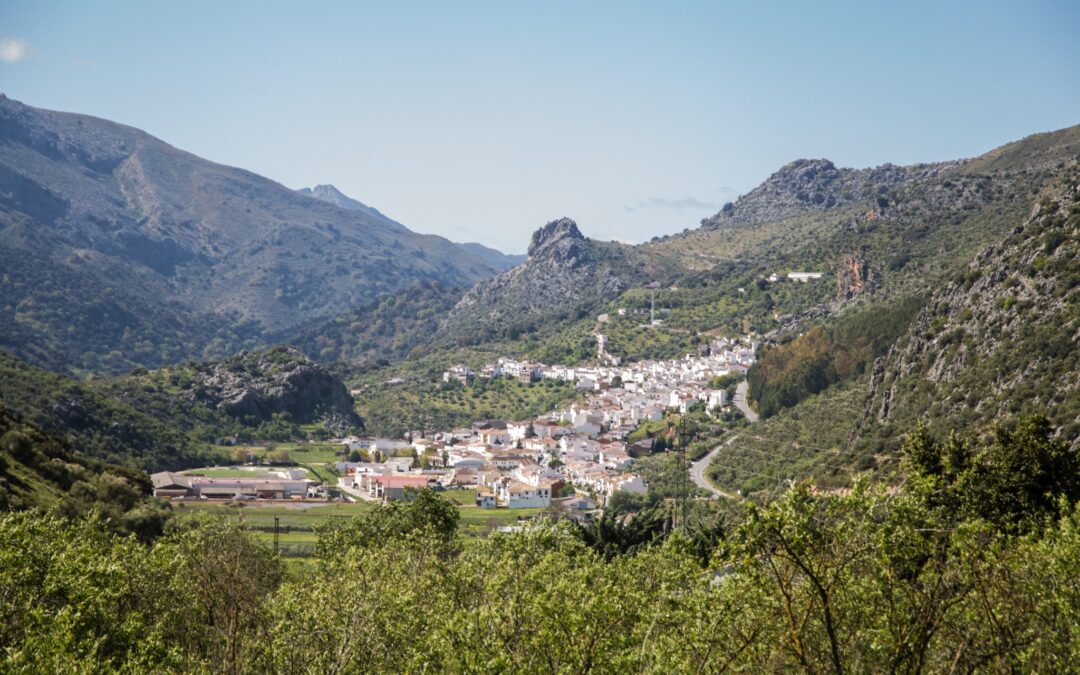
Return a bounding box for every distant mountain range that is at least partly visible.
[454,241,526,271]
[0,94,508,373]
[299,184,526,271]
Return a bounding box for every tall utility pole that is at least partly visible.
[273,516,280,555]
[676,417,691,533]
[647,281,660,324]
[674,444,685,532]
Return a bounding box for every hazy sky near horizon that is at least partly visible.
[2,1,1079,253]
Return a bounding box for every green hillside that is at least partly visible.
[0,403,171,538]
[865,167,1080,449]
[0,345,360,472]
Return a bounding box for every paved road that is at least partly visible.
[689,435,741,499]
[734,380,759,423]
[688,380,758,499]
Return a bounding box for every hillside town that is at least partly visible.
[331,336,757,511]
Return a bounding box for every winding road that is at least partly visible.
[733,380,759,423]
[689,380,759,499]
[690,435,741,499]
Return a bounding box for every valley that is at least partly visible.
[2,93,1078,672]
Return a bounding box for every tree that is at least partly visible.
[903,415,1080,529]
[317,489,461,558]
[159,514,283,672]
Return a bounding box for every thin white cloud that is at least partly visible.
[645,196,721,210]
[625,186,742,214]
[626,196,721,212]
[0,37,30,63]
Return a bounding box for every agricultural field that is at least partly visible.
[175,501,374,561]
[457,506,543,539]
[212,442,346,464]
[174,496,546,562]
[179,467,275,478]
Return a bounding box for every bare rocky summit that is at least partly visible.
[701,158,959,229]
[443,218,671,343]
[300,183,527,271]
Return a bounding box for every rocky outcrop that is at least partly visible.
[442,218,668,343]
[528,218,584,257]
[701,158,959,229]
[185,346,362,433]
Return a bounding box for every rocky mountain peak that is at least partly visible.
[774,158,839,183]
[700,156,954,230]
[297,183,366,211]
[528,218,584,257]
[306,184,346,199]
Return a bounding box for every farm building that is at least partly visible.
[150,472,311,500]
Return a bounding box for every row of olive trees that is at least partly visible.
[2,418,1079,672]
[4,495,1078,672]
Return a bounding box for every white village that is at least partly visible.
[328,333,757,514]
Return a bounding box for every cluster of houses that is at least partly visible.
[335,431,641,511]
[443,336,755,397]
[442,359,545,385]
[150,336,757,515]
[340,337,757,509]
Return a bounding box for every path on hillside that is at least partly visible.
[689,435,741,499]
[734,380,759,423]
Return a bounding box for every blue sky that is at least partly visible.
[2,1,1079,253]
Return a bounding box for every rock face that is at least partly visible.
[442,218,668,343]
[836,255,873,301]
[0,95,502,373]
[528,217,584,257]
[866,174,1080,444]
[186,346,362,433]
[701,158,959,229]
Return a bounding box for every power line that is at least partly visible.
[740,433,868,457]
[720,439,865,474]
[706,460,790,482]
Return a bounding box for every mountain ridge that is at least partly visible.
[298,183,526,270]
[440,217,676,344]
[0,95,503,373]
